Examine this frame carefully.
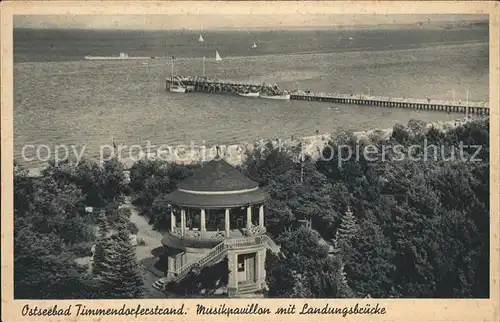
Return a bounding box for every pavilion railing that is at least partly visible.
[169,225,267,240]
[245,225,267,236]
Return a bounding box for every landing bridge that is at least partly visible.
[166,77,490,115]
[292,92,489,115]
[166,76,272,94]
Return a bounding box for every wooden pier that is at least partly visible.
[292,91,489,115]
[167,76,269,94]
[166,77,490,115]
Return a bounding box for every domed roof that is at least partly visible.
[176,158,259,192]
[165,158,269,208]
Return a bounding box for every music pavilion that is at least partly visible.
[158,158,281,297]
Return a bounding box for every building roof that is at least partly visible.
[165,188,269,208]
[177,158,259,192]
[165,158,269,208]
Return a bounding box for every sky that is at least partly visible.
[14,14,487,30]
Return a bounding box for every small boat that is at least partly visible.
[238,92,260,98]
[251,42,257,49]
[84,52,155,60]
[169,85,186,93]
[215,50,222,61]
[259,93,291,100]
[198,34,204,43]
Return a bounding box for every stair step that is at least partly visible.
[152,278,166,291]
[238,287,259,294]
[233,291,264,298]
[238,283,259,293]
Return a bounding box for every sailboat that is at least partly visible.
[215,50,222,61]
[198,34,204,43]
[252,41,257,49]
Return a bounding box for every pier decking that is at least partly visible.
[167,76,268,94]
[166,76,490,116]
[292,91,489,115]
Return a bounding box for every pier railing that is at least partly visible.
[291,91,488,115]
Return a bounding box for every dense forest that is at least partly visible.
[13,159,143,298]
[14,119,489,298]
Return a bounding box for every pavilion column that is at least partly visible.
[246,206,252,230]
[227,250,238,296]
[255,249,267,290]
[225,208,230,237]
[259,205,264,228]
[167,256,175,274]
[200,209,206,232]
[170,209,176,231]
[180,209,186,236]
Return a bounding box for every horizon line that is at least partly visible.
[13,18,489,32]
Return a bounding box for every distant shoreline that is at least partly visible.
[13,19,488,32]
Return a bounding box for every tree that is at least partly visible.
[13,157,143,299]
[391,123,410,144]
[309,256,354,298]
[22,173,92,245]
[72,158,127,208]
[243,141,296,186]
[43,157,127,209]
[14,224,97,299]
[129,159,195,226]
[348,212,396,297]
[266,226,353,298]
[14,163,34,215]
[98,213,145,298]
[14,162,100,299]
[92,212,113,279]
[407,119,428,138]
[244,144,338,235]
[314,119,489,298]
[333,206,357,261]
[151,194,174,229]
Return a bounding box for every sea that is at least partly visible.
[13,26,489,168]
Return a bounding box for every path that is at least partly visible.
[123,196,166,298]
[124,196,163,259]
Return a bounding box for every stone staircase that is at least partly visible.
[171,240,228,283]
[152,278,166,291]
[237,281,261,295]
[152,234,281,291]
[261,235,282,256]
